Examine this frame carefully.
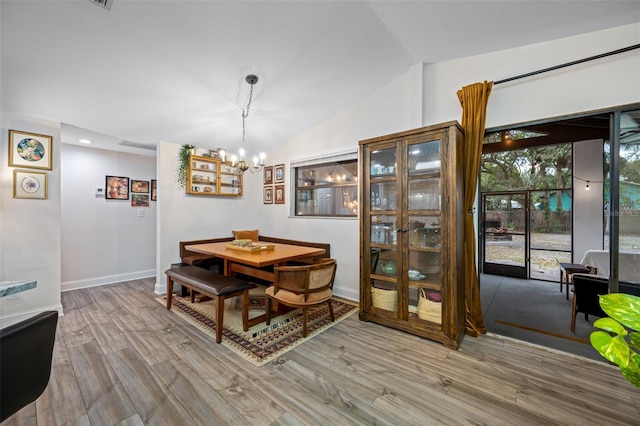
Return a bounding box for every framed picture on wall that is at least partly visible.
[13,169,47,199]
[131,179,149,193]
[264,186,273,204]
[8,129,53,170]
[274,164,285,184]
[274,184,285,204]
[106,175,130,200]
[264,166,273,185]
[151,179,157,201]
[131,193,150,207]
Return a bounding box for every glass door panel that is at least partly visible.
[370,148,397,177]
[408,140,440,175]
[529,189,573,281]
[482,192,528,278]
[617,109,640,285]
[409,179,440,211]
[370,181,397,211]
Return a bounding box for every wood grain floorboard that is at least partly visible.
[3,277,638,425]
[66,341,138,425]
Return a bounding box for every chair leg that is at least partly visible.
[302,307,308,337]
[265,297,272,325]
[571,293,577,332]
[327,299,335,322]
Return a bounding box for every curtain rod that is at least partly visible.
[494,44,640,85]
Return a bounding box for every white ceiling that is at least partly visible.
[2,0,639,157]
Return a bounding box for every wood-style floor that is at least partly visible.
[3,278,639,426]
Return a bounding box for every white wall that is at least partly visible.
[423,23,640,128]
[61,144,156,290]
[1,112,62,327]
[574,139,605,261]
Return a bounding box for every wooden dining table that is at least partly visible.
[185,241,326,279]
[185,241,326,326]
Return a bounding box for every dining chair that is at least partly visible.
[265,259,337,337]
[1,311,58,422]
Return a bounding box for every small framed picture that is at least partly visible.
[275,184,285,204]
[131,193,150,207]
[264,186,273,204]
[151,179,157,201]
[106,175,130,200]
[13,169,47,199]
[131,179,149,193]
[264,166,273,185]
[274,164,285,184]
[8,129,53,170]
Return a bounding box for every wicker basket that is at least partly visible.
[371,287,397,312]
[417,289,442,324]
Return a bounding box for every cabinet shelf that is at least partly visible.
[186,155,243,197]
[359,121,465,349]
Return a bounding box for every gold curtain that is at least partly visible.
[456,81,493,336]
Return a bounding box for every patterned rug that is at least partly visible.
[158,286,358,366]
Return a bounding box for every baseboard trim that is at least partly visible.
[0,304,64,328]
[61,270,155,292]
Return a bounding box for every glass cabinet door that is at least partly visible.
[369,145,399,313]
[407,139,443,325]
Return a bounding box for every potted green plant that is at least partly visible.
[177,144,196,189]
[590,293,640,390]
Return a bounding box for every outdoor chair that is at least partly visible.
[570,273,608,332]
[265,259,337,337]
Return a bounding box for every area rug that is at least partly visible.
[158,286,358,366]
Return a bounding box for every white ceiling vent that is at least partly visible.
[118,140,156,151]
[88,0,112,11]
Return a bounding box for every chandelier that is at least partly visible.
[220,74,265,175]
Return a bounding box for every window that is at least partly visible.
[292,152,358,217]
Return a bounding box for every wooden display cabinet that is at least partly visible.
[186,155,242,197]
[358,121,465,349]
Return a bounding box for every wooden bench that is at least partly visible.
[165,266,255,343]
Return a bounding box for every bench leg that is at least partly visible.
[242,290,249,332]
[215,295,224,343]
[166,276,174,309]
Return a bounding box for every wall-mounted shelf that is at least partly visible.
[186,155,242,197]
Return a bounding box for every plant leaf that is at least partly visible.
[620,354,640,390]
[630,331,640,352]
[593,317,627,335]
[600,293,640,330]
[590,331,630,367]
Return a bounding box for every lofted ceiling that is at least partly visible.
[1,0,639,157]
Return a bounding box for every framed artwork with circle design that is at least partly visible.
[8,129,53,170]
[13,169,48,199]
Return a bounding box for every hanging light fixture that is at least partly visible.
[228,74,265,175]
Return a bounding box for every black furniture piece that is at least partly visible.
[1,310,58,422]
[570,273,609,332]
